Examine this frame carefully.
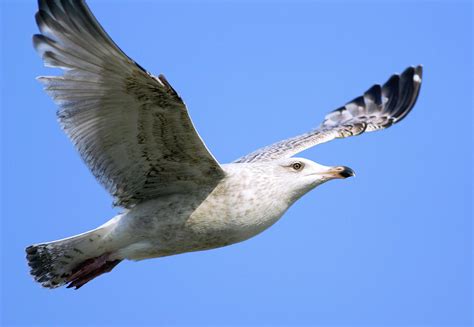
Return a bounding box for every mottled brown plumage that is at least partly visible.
[27,0,422,289]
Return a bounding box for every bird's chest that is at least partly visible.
[123,178,290,254]
[185,182,289,245]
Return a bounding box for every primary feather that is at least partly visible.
[34,0,224,208]
[235,66,422,163]
[28,0,423,290]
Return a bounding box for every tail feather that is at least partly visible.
[26,226,121,289]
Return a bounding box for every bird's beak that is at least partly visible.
[321,166,355,179]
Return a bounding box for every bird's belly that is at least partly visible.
[184,191,288,247]
[117,190,289,259]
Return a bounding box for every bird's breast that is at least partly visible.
[185,179,290,245]
[121,176,291,256]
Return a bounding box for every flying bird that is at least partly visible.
[27,0,423,289]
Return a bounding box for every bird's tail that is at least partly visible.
[26,223,122,289]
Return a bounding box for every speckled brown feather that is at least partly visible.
[235,66,422,163]
[34,0,225,208]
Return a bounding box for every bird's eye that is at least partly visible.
[292,162,303,171]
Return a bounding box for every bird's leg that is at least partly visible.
[65,253,121,289]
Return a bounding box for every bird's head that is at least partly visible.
[224,158,355,206]
[270,157,355,202]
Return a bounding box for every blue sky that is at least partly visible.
[1,1,472,326]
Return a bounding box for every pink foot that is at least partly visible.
[66,253,121,289]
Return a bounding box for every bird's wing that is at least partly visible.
[34,0,225,208]
[235,66,422,163]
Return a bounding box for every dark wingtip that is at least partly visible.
[380,65,423,124]
[413,65,423,83]
[401,65,423,85]
[32,34,46,51]
[400,64,423,118]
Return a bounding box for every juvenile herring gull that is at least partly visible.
[26,0,423,289]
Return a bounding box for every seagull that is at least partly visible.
[26,0,422,289]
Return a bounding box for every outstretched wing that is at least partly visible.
[34,0,225,208]
[235,66,422,163]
